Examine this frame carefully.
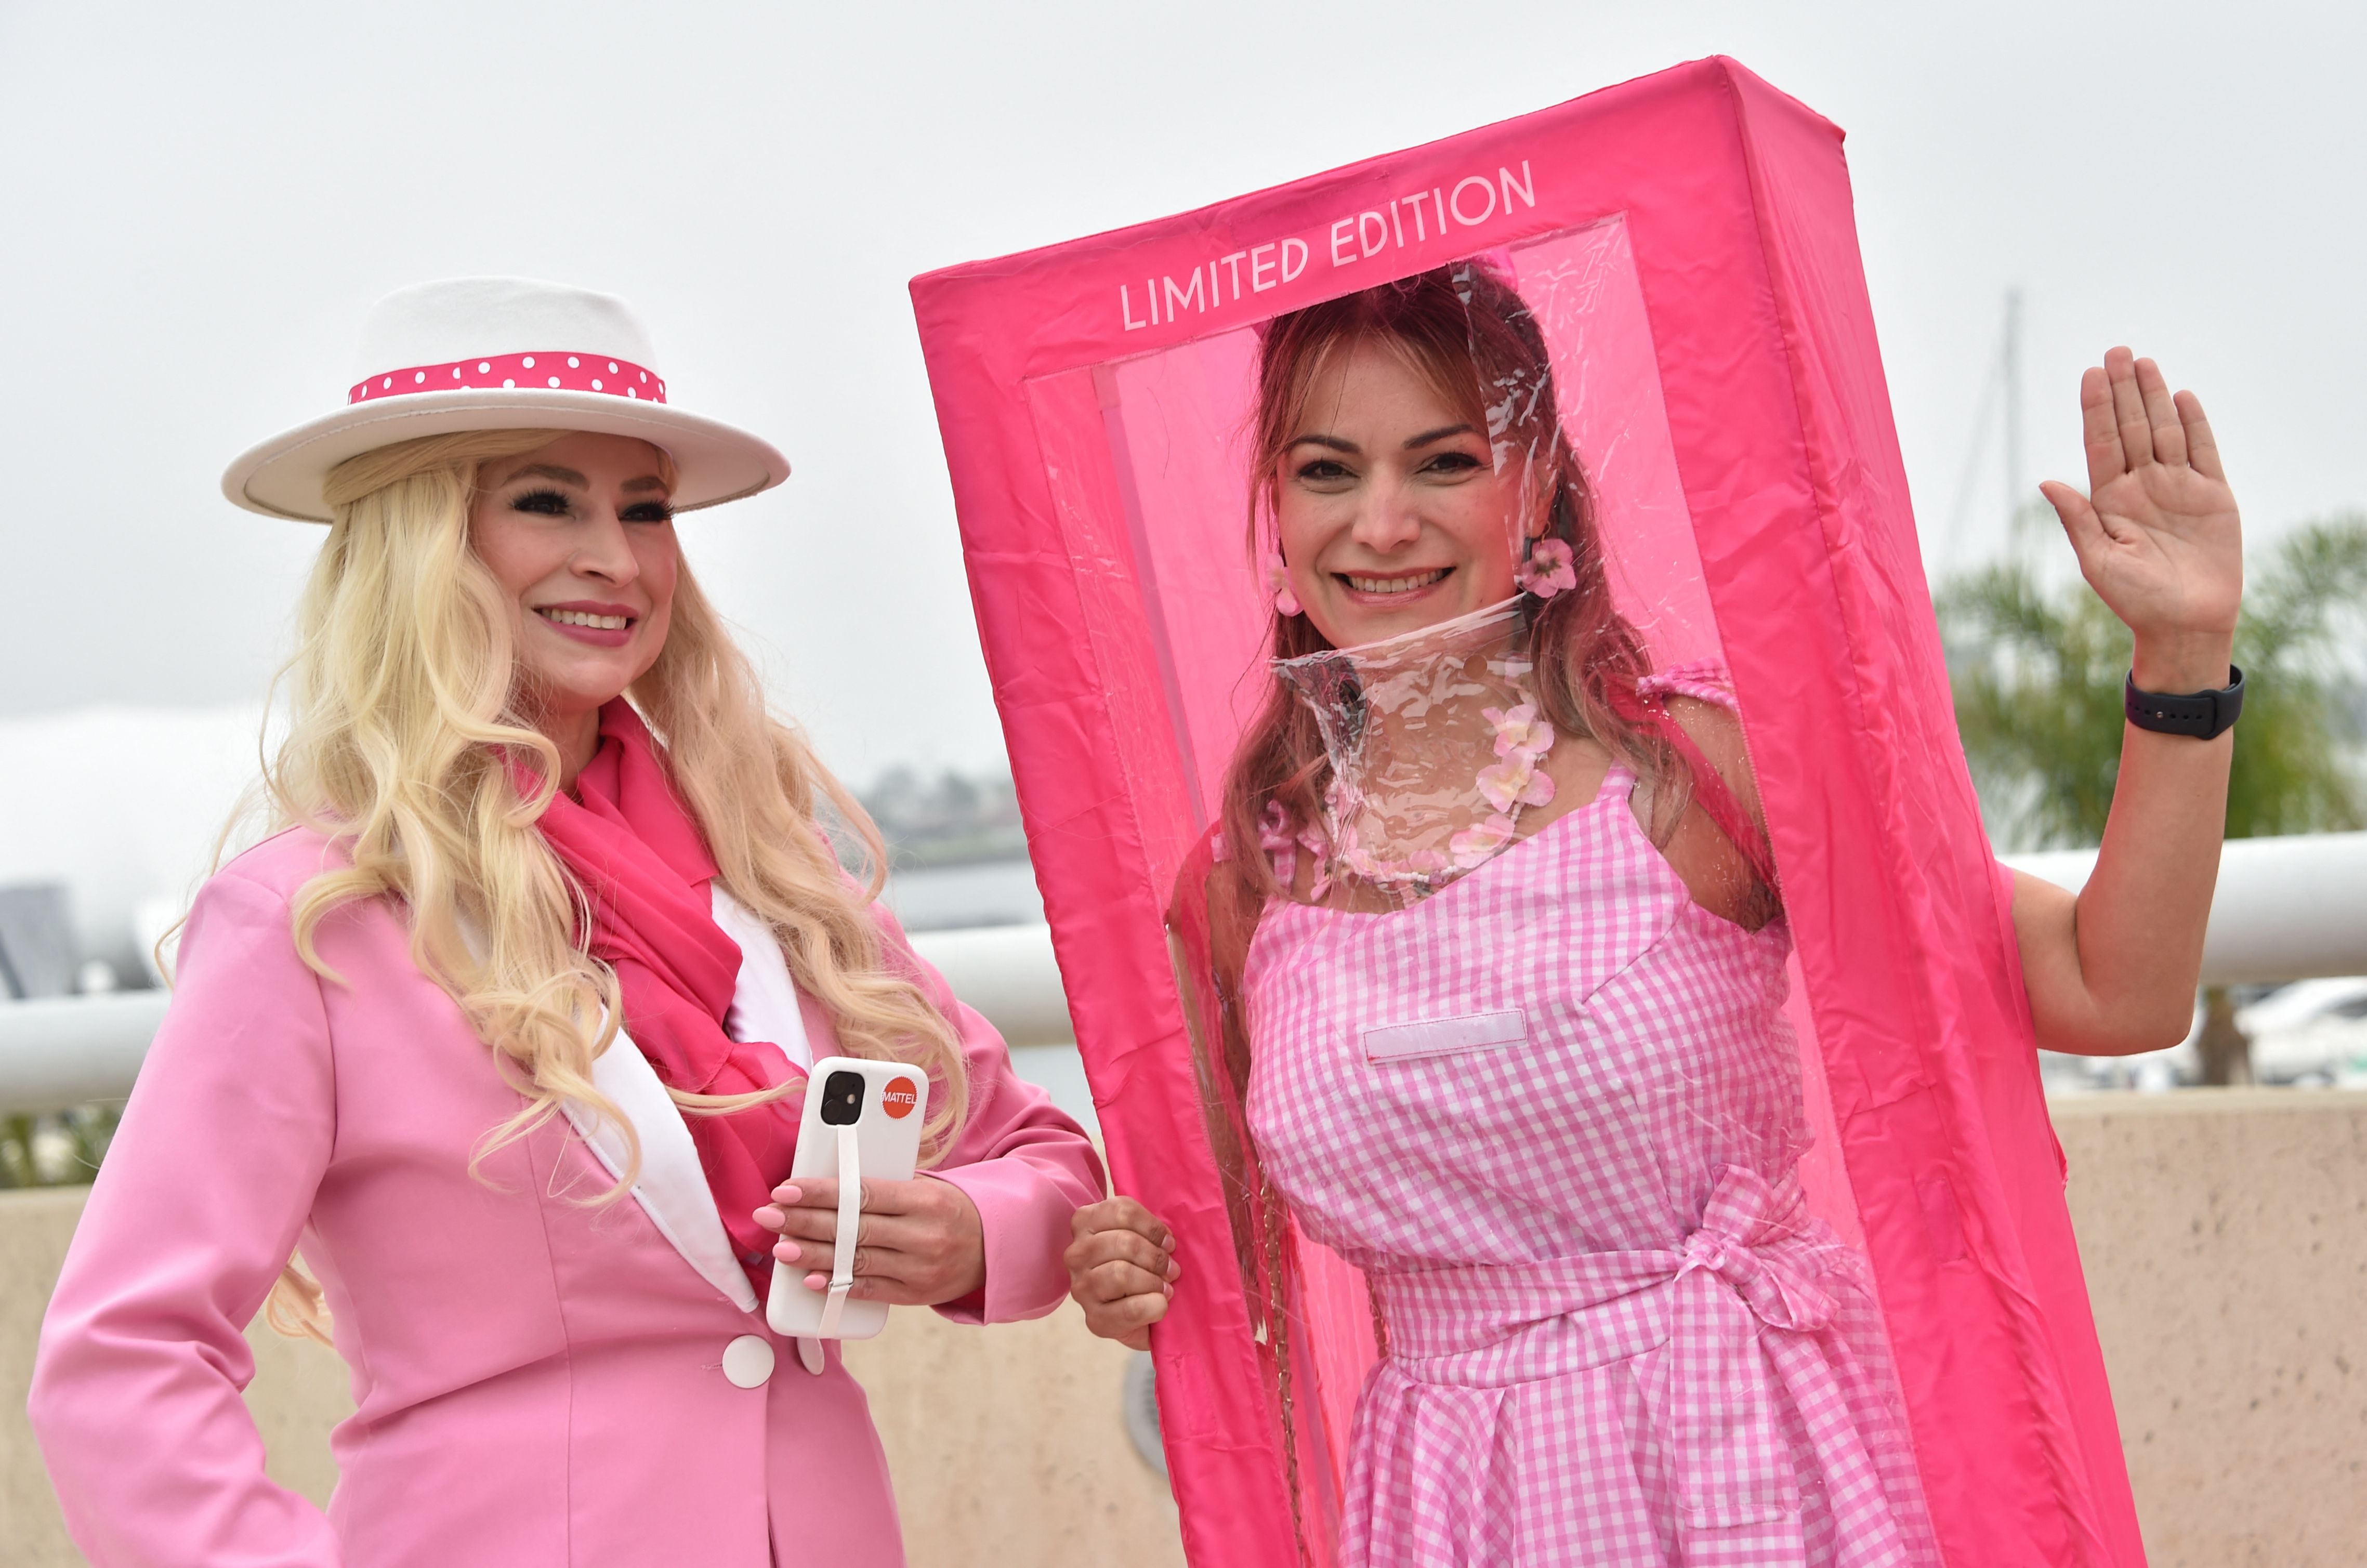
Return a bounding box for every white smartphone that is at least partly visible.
[765,1056,929,1341]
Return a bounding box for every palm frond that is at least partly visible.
[1939,516,2367,849]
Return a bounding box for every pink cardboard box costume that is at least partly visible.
[909,56,2141,1568]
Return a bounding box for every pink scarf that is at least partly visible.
[528,700,804,1297]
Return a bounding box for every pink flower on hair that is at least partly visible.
[1265,550,1303,617]
[1516,537,1577,599]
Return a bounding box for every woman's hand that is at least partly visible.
[755,1175,985,1308]
[2013,348,2241,1056]
[1064,1197,1179,1351]
[2039,347,2241,690]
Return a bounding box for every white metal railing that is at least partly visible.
[0,992,169,1113]
[2000,829,2367,985]
[3,832,2363,1116]
[0,926,1073,1116]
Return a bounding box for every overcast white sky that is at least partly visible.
[4,0,2361,782]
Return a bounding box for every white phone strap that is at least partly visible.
[817,1122,863,1337]
[795,1122,865,1375]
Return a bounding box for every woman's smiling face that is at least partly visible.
[1271,336,1538,649]
[468,431,678,727]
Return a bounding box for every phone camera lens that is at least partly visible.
[819,1070,866,1126]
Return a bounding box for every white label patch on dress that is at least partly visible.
[1360,1009,1529,1062]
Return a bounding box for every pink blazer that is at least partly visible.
[30,828,1106,1567]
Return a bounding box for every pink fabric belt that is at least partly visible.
[1368,1165,1856,1532]
[1371,1166,1834,1369]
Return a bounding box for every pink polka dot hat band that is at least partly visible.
[223,276,786,523]
[351,352,668,405]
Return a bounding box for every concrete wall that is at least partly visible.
[3,1091,2360,1566]
[2052,1089,2366,1567]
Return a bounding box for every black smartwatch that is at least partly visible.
[2123,665,2243,740]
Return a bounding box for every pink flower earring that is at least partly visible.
[1264,550,1303,617]
[1516,537,1577,599]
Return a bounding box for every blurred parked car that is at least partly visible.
[2235,977,2367,1087]
[2039,978,2367,1092]
[2039,1034,2195,1095]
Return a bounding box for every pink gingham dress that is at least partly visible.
[1241,683,1938,1567]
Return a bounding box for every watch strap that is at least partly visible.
[2124,665,2243,739]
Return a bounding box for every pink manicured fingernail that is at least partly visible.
[775,1242,801,1262]
[773,1184,801,1203]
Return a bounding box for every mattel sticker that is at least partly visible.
[880,1078,919,1119]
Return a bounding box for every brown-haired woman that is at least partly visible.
[1065,263,2245,1564]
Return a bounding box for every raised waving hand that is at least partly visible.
[2011,347,2244,1058]
[2038,347,2241,691]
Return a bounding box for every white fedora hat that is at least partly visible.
[222,276,790,522]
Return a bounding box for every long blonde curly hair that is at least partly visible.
[258,428,966,1339]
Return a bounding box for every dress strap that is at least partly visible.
[1635,660,1735,709]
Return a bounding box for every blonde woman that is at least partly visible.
[29,278,1103,1567]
